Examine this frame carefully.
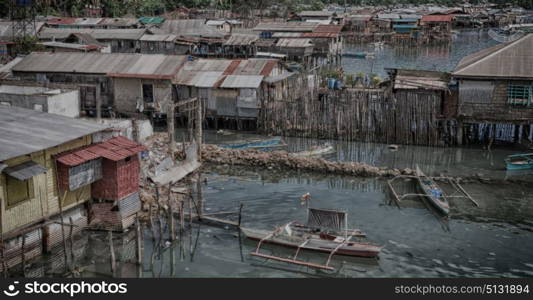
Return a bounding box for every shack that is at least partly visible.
[222,34,259,58]
[0,106,107,269]
[452,34,533,144]
[11,52,187,117]
[39,28,146,53]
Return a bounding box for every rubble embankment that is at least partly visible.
[201,144,413,178]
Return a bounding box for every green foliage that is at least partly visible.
[12,36,43,55]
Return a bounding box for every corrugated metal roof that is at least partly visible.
[220,75,264,88]
[223,34,259,46]
[206,20,228,26]
[253,22,318,32]
[313,24,343,33]
[272,32,302,38]
[302,32,338,38]
[140,34,177,42]
[377,14,400,20]
[13,52,187,79]
[276,38,313,48]
[421,15,453,22]
[46,17,77,25]
[38,41,101,50]
[138,16,166,24]
[39,28,147,40]
[298,11,334,17]
[159,19,225,38]
[57,136,146,166]
[0,106,107,162]
[3,161,48,180]
[346,15,372,21]
[453,34,533,79]
[99,18,139,27]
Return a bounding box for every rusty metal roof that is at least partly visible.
[453,34,533,79]
[253,22,318,32]
[57,136,147,166]
[275,38,313,48]
[421,15,453,22]
[223,34,259,46]
[159,19,225,38]
[39,28,147,40]
[314,24,343,33]
[13,52,187,79]
[297,11,335,17]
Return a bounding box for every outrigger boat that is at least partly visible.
[505,153,533,170]
[242,208,382,271]
[415,166,450,215]
[291,143,335,157]
[219,136,286,150]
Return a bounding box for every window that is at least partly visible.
[507,84,532,106]
[6,176,34,207]
[142,84,154,103]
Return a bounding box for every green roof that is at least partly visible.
[138,16,165,25]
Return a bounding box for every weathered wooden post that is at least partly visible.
[238,203,243,228]
[108,230,116,276]
[195,97,202,160]
[135,214,142,265]
[168,103,176,155]
[96,84,102,122]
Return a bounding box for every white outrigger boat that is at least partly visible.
[242,208,382,271]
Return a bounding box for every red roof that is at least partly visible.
[56,136,147,166]
[421,15,453,22]
[314,25,343,33]
[46,17,77,25]
[302,32,339,38]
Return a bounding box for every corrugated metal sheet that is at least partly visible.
[298,11,334,17]
[39,28,146,40]
[83,136,147,162]
[253,22,318,32]
[223,34,258,46]
[0,106,107,161]
[301,32,338,38]
[46,17,77,25]
[140,34,177,42]
[159,19,225,38]
[377,14,400,20]
[13,52,187,79]
[3,161,48,180]
[193,71,224,87]
[272,32,302,38]
[453,34,533,79]
[421,15,453,22]
[220,75,263,88]
[276,38,313,48]
[38,41,101,50]
[206,20,228,26]
[138,16,165,25]
[346,15,372,22]
[99,18,139,27]
[313,24,343,33]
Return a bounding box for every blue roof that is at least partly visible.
[393,24,418,29]
[392,18,419,23]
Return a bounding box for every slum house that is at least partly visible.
[156,19,227,56]
[0,81,80,117]
[452,34,533,145]
[420,15,453,43]
[374,14,399,33]
[295,11,336,24]
[387,68,451,117]
[206,20,232,34]
[38,41,106,53]
[139,34,179,55]
[222,34,259,58]
[391,17,420,42]
[173,58,290,127]
[0,106,107,270]
[272,38,314,65]
[343,15,373,34]
[253,22,343,67]
[38,28,146,53]
[11,52,187,118]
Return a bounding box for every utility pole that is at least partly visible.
[168,102,176,155]
[195,98,202,161]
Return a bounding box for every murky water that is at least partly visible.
[342,29,500,77]
[20,130,530,278]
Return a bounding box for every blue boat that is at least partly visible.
[220,137,285,150]
[342,51,375,59]
[505,153,533,170]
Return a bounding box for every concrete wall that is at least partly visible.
[113,78,172,114]
[46,90,80,118]
[0,87,80,117]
